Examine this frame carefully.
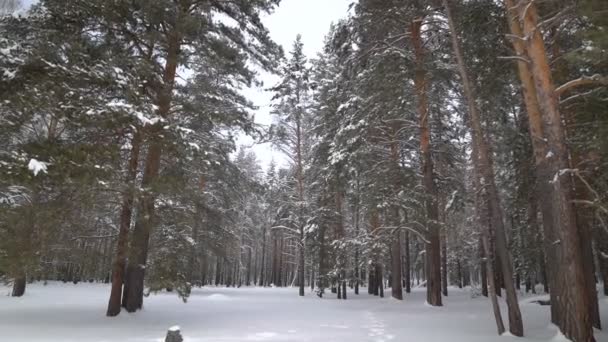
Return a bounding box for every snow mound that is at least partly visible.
[205,293,232,301]
[246,332,278,341]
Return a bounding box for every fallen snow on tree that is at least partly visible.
[27,158,48,176]
[0,282,606,342]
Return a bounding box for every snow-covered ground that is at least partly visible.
[0,282,606,342]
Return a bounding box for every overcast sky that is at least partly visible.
[241,0,354,170]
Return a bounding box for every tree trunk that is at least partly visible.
[514,2,595,341]
[483,231,506,335]
[107,131,141,317]
[391,228,403,300]
[404,231,411,293]
[376,264,384,298]
[354,179,361,295]
[123,26,181,312]
[369,265,375,295]
[410,18,442,307]
[298,234,305,296]
[504,0,560,324]
[11,274,26,297]
[480,237,488,297]
[597,235,608,296]
[246,246,252,286]
[441,227,448,296]
[318,224,327,292]
[259,227,266,286]
[443,0,522,335]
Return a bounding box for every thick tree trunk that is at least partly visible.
[598,236,608,296]
[391,228,403,300]
[107,131,141,317]
[504,0,560,325]
[123,26,181,312]
[124,140,162,312]
[576,212,600,329]
[410,18,442,307]
[443,0,522,335]
[514,2,595,341]
[11,274,26,297]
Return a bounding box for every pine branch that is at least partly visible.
[555,74,608,96]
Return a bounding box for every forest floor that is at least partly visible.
[0,282,607,342]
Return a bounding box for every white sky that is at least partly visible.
[240,0,354,170]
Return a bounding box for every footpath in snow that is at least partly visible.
[0,282,606,342]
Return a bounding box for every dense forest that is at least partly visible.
[1,1,607,342]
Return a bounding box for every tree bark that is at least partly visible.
[123,26,181,312]
[482,231,506,335]
[107,131,141,317]
[480,237,488,297]
[441,225,448,296]
[514,2,595,341]
[259,226,266,286]
[503,0,560,322]
[410,17,442,307]
[11,274,26,297]
[404,231,411,293]
[443,0,522,335]
[391,227,403,300]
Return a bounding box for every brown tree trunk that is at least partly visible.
[503,0,560,323]
[107,131,141,317]
[515,2,595,341]
[410,18,442,307]
[123,27,181,312]
[443,0,522,335]
[570,151,601,329]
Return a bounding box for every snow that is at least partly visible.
[27,158,48,176]
[0,282,607,342]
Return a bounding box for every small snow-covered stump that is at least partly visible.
[165,326,183,342]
